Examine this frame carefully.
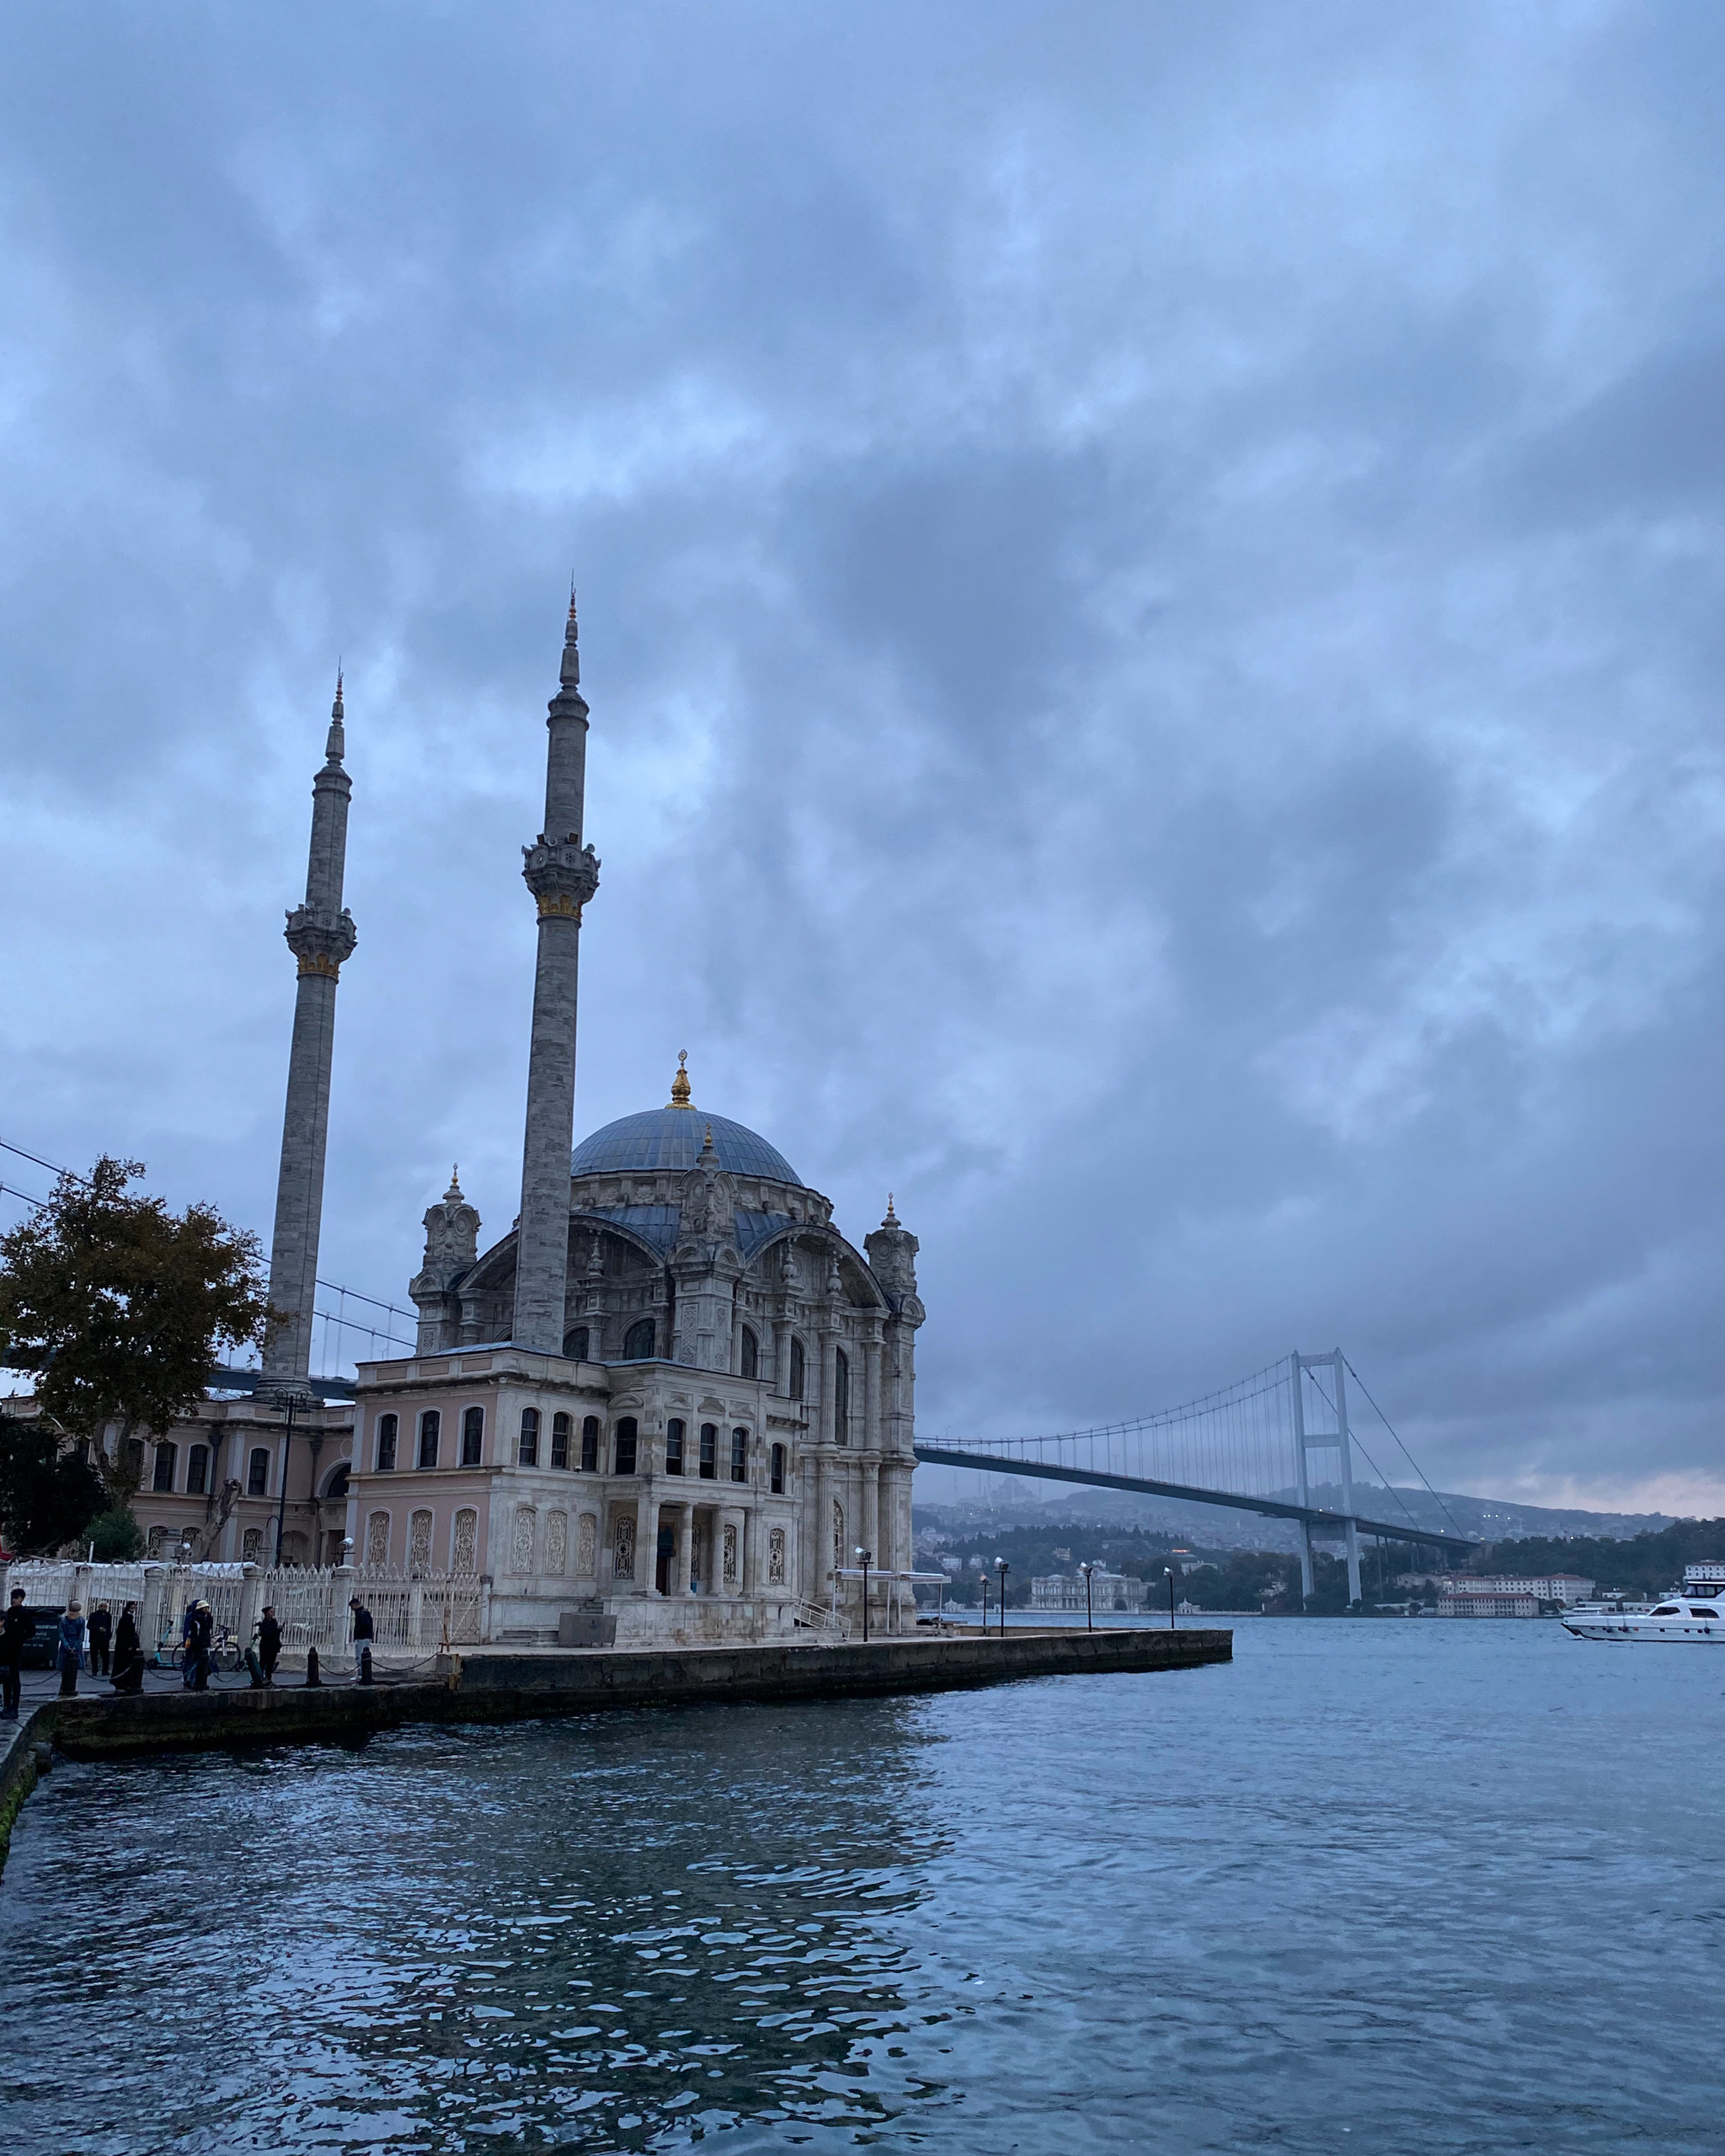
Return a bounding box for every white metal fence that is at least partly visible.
[0,1559,489,1656]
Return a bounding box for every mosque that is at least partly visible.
[115,599,924,1643]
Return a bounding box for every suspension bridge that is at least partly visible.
[914,1351,1477,1604]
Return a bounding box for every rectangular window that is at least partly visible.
[615,1419,638,1475]
[580,1415,599,1472]
[418,1410,441,1469]
[730,1427,748,1483]
[519,1408,539,1467]
[771,1442,786,1495]
[185,1444,209,1496]
[248,1447,270,1497]
[551,1412,570,1469]
[665,1419,685,1474]
[152,1442,177,1494]
[699,1423,717,1479]
[125,1436,146,1484]
[462,1405,485,1466]
[376,1414,398,1472]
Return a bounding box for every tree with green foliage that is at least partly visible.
[0,1414,106,1556]
[0,1156,270,1510]
[1476,1522,1725,1599]
[87,1506,146,1561]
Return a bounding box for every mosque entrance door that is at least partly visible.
[655,1524,676,1596]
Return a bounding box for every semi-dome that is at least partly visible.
[570,1058,801,1185]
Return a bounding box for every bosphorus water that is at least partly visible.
[3,1618,1721,2153]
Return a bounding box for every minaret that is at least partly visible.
[512,595,601,1351]
[261,673,358,1390]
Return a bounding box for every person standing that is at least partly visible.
[348,1597,375,1679]
[87,1602,113,1677]
[112,1602,145,1693]
[184,1599,214,1693]
[2,1587,34,1720]
[57,1602,87,1697]
[256,1605,282,1688]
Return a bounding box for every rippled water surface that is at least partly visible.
[3,1618,1723,2153]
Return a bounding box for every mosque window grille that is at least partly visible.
[551,1411,571,1469]
[740,1326,758,1380]
[730,1427,749,1483]
[622,1317,655,1361]
[834,1349,850,1444]
[375,1414,398,1472]
[788,1337,805,1400]
[698,1423,718,1479]
[579,1415,600,1473]
[563,1325,589,1361]
[418,1410,441,1469]
[768,1527,787,1586]
[152,1442,177,1494]
[247,1447,270,1497]
[185,1444,209,1497]
[518,1408,539,1468]
[665,1418,686,1474]
[614,1418,638,1475]
[462,1405,485,1467]
[770,1442,787,1495]
[242,1526,264,1565]
[366,1511,391,1567]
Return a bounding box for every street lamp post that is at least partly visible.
[979,1568,990,1630]
[1166,1565,1177,1630]
[855,1547,873,1643]
[996,1558,1008,1638]
[1080,1560,1093,1632]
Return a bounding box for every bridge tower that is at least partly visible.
[1290,1349,1363,1610]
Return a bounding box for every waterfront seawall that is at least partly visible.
[37,1626,1229,1764]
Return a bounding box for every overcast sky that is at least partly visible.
[3,3,1722,1514]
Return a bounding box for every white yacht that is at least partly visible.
[1562,1565,1725,1643]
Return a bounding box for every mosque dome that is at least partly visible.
[569,1053,802,1186]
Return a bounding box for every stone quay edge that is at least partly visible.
[38,1627,1231,1765]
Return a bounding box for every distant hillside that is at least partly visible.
[912,1482,1678,1550]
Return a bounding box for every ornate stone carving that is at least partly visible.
[768,1527,786,1586]
[521,837,601,917]
[242,1527,263,1565]
[832,1499,844,1576]
[453,1507,478,1574]
[576,1512,597,1577]
[366,1511,390,1567]
[614,1513,636,1581]
[416,1169,481,1287]
[546,1510,568,1575]
[723,1521,739,1585]
[510,1506,537,1574]
[409,1509,433,1574]
[284,902,358,978]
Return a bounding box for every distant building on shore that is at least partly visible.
[1031,1568,1149,1613]
[1437,1572,1594,1618]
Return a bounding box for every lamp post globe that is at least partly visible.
[855,1547,873,1642]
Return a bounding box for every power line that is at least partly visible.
[0,1182,48,1210]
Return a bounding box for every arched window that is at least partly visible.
[551,1412,571,1469]
[622,1317,655,1361]
[666,1418,686,1474]
[185,1444,209,1496]
[579,1415,599,1472]
[518,1408,539,1467]
[248,1447,270,1497]
[152,1442,177,1494]
[418,1410,441,1469]
[834,1349,850,1445]
[462,1405,485,1466]
[789,1336,805,1399]
[730,1427,749,1483]
[615,1418,638,1475]
[375,1414,398,1472]
[699,1423,718,1479]
[740,1326,758,1380]
[325,1464,350,1507]
[563,1325,590,1361]
[770,1442,787,1495]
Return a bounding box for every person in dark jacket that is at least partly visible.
[256,1606,282,1687]
[58,1602,87,1696]
[111,1601,145,1693]
[183,1599,214,1692]
[349,1597,375,1678]
[87,1602,113,1677]
[2,1587,35,1719]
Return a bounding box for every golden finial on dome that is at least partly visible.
[884,1192,897,1222]
[446,1164,462,1199]
[669,1049,693,1109]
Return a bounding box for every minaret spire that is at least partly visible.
[512,595,601,1353]
[261,671,359,1392]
